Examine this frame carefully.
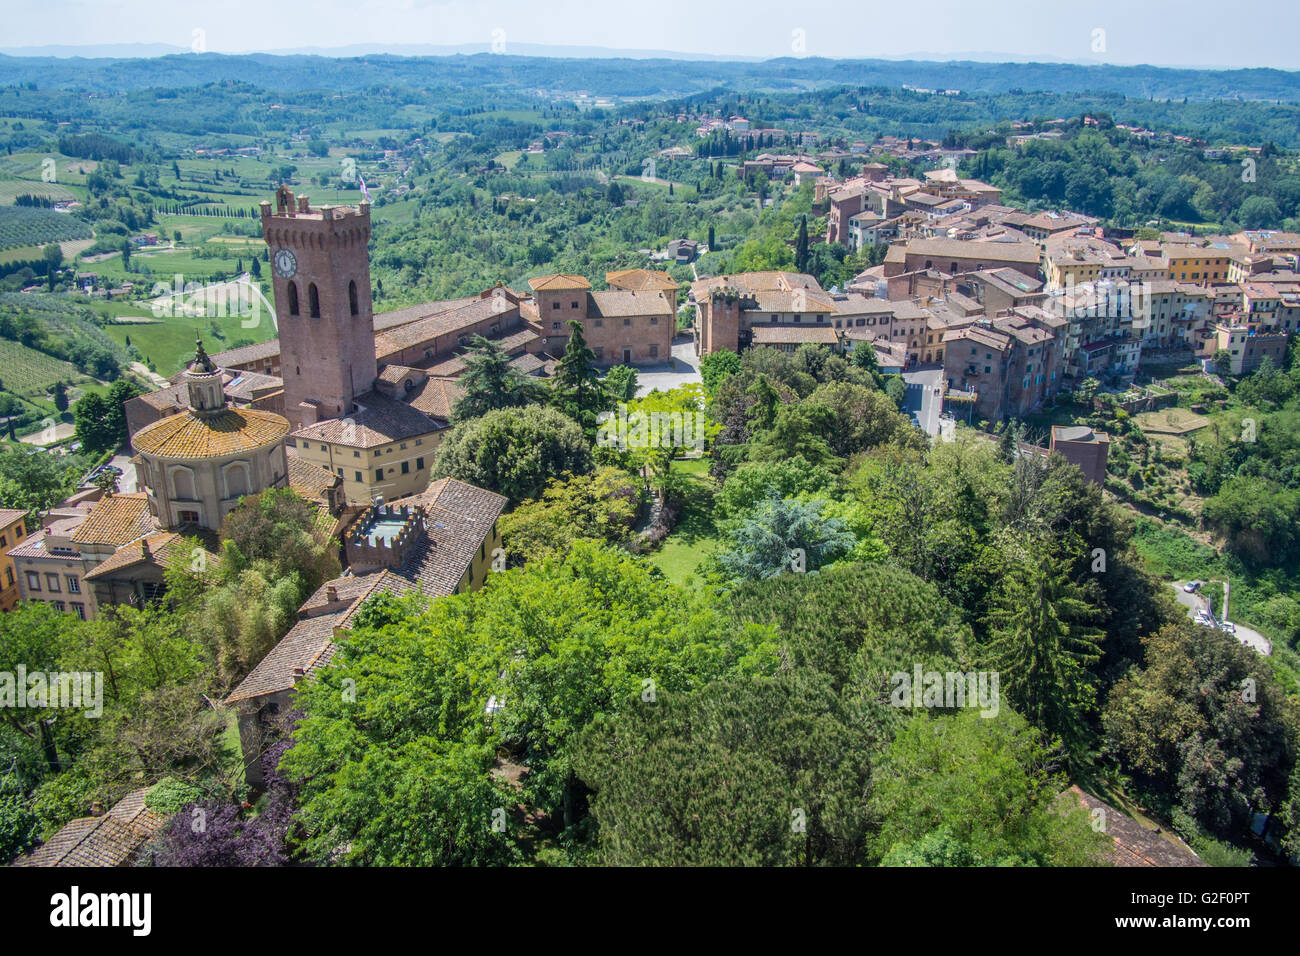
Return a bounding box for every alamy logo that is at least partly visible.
[150,273,276,330]
[0,666,102,718]
[50,886,151,936]
[596,404,706,451]
[890,665,999,717]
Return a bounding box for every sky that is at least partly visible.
[4,0,1297,70]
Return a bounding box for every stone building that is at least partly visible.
[0,508,31,613]
[130,342,292,532]
[261,186,377,430]
[14,786,170,867]
[523,273,674,365]
[224,477,507,786]
[692,271,838,355]
[5,493,156,620]
[1050,426,1110,485]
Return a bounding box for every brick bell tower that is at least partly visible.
[260,186,377,429]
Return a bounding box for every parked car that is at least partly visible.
[1219,621,1237,635]
[1183,580,1203,593]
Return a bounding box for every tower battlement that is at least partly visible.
[344,504,425,572]
[261,187,378,429]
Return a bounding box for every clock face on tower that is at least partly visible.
[273,248,297,279]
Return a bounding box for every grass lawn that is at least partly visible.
[646,457,722,584]
[1134,407,1210,435]
[101,305,277,376]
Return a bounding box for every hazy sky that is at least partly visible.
[7,0,1297,69]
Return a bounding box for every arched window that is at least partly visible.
[171,466,196,501]
[287,281,299,316]
[349,280,359,317]
[223,462,250,499]
[309,283,321,318]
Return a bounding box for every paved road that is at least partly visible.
[634,336,702,397]
[106,452,138,493]
[1169,583,1271,655]
[130,361,170,389]
[901,367,944,437]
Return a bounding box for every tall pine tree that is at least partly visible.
[552,320,609,437]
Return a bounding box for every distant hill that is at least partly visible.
[0,52,1297,103]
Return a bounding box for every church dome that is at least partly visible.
[132,407,291,461]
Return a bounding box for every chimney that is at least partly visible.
[326,585,338,602]
[89,801,104,817]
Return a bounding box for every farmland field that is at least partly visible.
[0,178,79,204]
[0,338,80,396]
[0,237,94,267]
[0,206,93,252]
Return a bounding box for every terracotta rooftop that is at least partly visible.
[404,377,462,420]
[692,270,824,296]
[510,353,546,375]
[750,325,840,345]
[374,296,517,359]
[70,493,156,547]
[286,455,341,506]
[15,787,170,867]
[291,391,443,449]
[1062,787,1205,867]
[223,611,343,706]
[605,269,678,292]
[209,339,281,367]
[373,294,480,333]
[83,531,218,581]
[587,290,674,318]
[132,407,291,460]
[138,368,283,414]
[903,237,1043,263]
[942,325,1012,351]
[0,508,29,528]
[528,273,591,291]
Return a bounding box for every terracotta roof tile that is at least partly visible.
[404,377,462,420]
[1062,787,1205,867]
[750,325,839,344]
[291,391,443,448]
[528,273,591,291]
[605,269,678,292]
[286,454,340,505]
[224,479,505,708]
[587,290,674,318]
[210,340,281,367]
[224,612,343,705]
[374,297,516,358]
[83,532,187,580]
[0,508,29,527]
[132,408,290,460]
[70,493,156,547]
[15,787,170,867]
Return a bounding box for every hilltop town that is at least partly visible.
[0,43,1298,879]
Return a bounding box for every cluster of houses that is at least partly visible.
[691,159,1299,424]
